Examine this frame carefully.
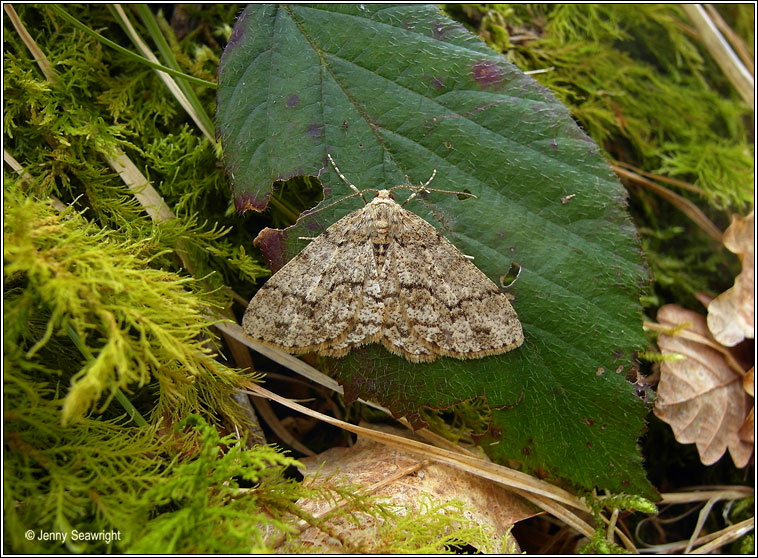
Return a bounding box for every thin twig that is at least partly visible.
[612,165,722,242]
[690,517,754,554]
[637,490,753,553]
[660,487,753,504]
[612,160,706,196]
[685,495,719,553]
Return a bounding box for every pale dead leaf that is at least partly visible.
[707,211,754,346]
[293,424,536,553]
[738,407,754,444]
[654,305,752,468]
[743,366,754,397]
[739,368,754,444]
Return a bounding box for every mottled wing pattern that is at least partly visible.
[244,192,523,363]
[381,208,523,362]
[242,208,377,354]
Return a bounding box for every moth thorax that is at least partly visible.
[369,204,393,239]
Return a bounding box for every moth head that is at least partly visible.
[374,189,395,201]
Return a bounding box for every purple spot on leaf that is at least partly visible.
[226,9,249,49]
[304,220,323,233]
[306,123,324,139]
[286,94,300,108]
[472,60,504,88]
[431,76,445,89]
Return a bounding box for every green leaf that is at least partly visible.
[218,4,654,498]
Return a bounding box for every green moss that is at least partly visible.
[576,492,658,554]
[419,397,493,446]
[125,415,307,554]
[4,5,268,295]
[4,406,325,553]
[3,182,250,425]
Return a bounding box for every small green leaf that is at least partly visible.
[218,4,654,498]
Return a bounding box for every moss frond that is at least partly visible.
[419,396,493,447]
[126,415,305,554]
[366,496,504,554]
[3,370,166,553]
[576,492,658,554]
[3,181,249,425]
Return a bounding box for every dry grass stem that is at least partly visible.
[613,165,722,241]
[703,4,755,76]
[113,4,215,142]
[681,4,754,108]
[612,160,706,196]
[4,4,58,84]
[246,383,596,534]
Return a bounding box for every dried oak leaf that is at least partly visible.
[707,211,754,346]
[654,305,752,467]
[294,424,536,553]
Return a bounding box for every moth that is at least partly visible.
[243,156,523,363]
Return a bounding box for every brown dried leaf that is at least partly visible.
[707,211,755,346]
[744,367,754,397]
[654,305,753,467]
[738,407,754,444]
[739,368,754,444]
[294,424,536,553]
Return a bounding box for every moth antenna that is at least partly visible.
[401,168,437,206]
[327,153,366,203]
[300,189,378,220]
[421,168,437,190]
[392,168,477,207]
